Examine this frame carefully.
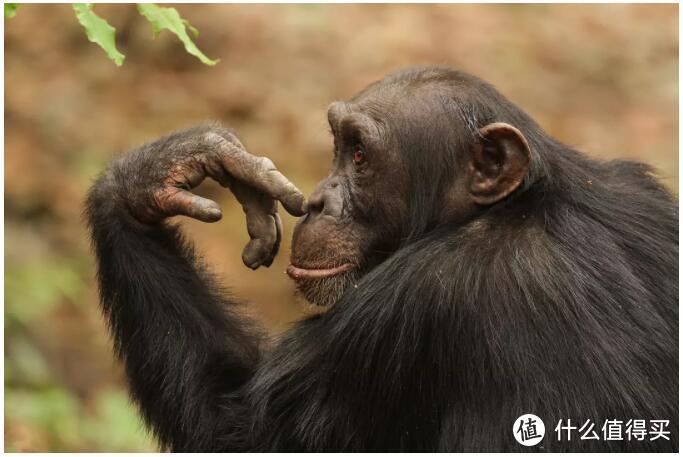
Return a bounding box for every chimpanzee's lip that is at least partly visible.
[286,263,356,280]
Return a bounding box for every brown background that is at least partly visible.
[4,4,678,451]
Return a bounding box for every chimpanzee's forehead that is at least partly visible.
[331,81,443,126]
[349,78,417,109]
[333,82,453,133]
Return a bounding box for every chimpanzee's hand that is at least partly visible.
[120,124,306,269]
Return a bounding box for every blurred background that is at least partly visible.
[4,4,678,452]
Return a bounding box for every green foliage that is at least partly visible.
[6,388,81,449]
[4,253,155,450]
[73,4,125,67]
[5,387,155,451]
[6,260,87,326]
[6,335,53,387]
[137,3,218,66]
[7,3,216,67]
[5,3,20,18]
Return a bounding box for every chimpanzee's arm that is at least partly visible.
[85,125,306,451]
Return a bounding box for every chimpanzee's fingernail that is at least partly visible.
[280,193,307,217]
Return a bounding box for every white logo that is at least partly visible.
[514,414,545,446]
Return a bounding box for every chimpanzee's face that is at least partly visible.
[287,83,420,308]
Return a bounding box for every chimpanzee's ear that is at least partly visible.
[467,122,531,205]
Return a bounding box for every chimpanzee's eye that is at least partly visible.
[352,145,366,165]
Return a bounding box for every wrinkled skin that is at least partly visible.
[116,124,306,269]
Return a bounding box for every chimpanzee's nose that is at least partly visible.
[305,179,342,218]
[306,190,326,216]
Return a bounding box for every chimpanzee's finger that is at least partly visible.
[262,212,282,268]
[203,135,306,216]
[202,156,232,188]
[224,154,305,217]
[154,187,222,223]
[241,209,278,270]
[226,178,280,269]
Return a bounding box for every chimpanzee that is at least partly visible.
[86,66,678,451]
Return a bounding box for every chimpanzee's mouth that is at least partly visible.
[286,263,356,280]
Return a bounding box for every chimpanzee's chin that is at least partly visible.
[294,270,360,308]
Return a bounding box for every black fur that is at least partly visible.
[86,66,678,451]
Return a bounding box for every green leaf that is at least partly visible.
[184,19,199,38]
[5,3,20,18]
[137,4,218,66]
[72,3,125,66]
